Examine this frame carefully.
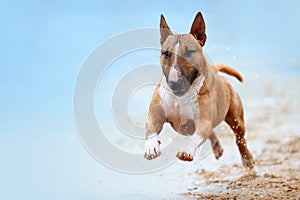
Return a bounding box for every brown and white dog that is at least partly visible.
[144,12,254,169]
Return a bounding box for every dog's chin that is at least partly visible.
[171,87,190,96]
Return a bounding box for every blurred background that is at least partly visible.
[1,0,299,199]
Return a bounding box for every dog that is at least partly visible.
[144,12,254,169]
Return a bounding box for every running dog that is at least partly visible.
[144,12,254,168]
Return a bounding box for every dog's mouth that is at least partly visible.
[167,78,190,96]
[164,65,199,96]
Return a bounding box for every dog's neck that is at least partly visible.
[160,73,205,105]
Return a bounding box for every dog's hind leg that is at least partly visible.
[209,131,223,160]
[225,91,254,169]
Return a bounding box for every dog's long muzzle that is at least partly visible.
[167,78,190,96]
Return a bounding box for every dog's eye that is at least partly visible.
[162,49,169,59]
[185,47,196,57]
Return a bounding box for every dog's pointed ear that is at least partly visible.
[190,12,207,46]
[160,14,172,46]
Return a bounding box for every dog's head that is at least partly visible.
[160,12,207,96]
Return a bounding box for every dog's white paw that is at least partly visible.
[144,134,161,160]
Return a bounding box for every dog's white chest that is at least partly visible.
[158,75,205,134]
[160,88,199,120]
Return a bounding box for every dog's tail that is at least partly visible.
[215,63,244,82]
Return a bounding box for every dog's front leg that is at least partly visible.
[144,89,166,160]
[176,121,211,161]
[177,95,213,161]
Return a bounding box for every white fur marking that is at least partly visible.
[169,66,179,82]
[144,134,161,158]
[184,134,206,155]
[173,42,180,67]
[159,74,205,126]
[168,42,180,82]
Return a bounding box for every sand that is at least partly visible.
[182,136,300,199]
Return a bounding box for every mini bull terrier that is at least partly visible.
[144,12,254,169]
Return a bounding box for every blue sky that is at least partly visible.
[0,0,299,134]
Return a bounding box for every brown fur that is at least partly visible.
[215,63,244,82]
[145,12,254,169]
